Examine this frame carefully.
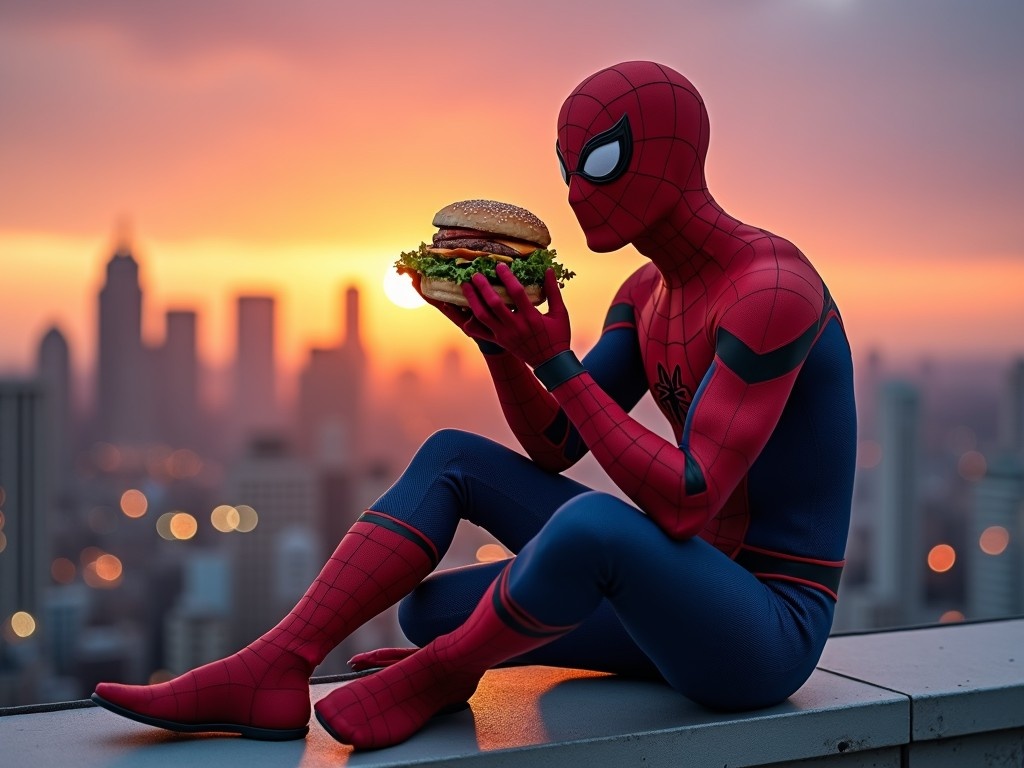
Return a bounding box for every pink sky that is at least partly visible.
[1,1,1022,380]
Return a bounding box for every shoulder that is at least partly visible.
[715,233,824,353]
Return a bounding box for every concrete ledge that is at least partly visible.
[1,619,1022,767]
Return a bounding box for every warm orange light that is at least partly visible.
[927,544,956,573]
[211,504,241,533]
[51,557,76,584]
[957,450,987,482]
[857,439,882,469]
[476,544,511,563]
[382,267,426,310]
[94,554,123,581]
[10,611,36,638]
[169,512,198,540]
[234,504,258,533]
[0,531,6,554]
[939,610,965,623]
[979,525,1010,556]
[120,489,148,518]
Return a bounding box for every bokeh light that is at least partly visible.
[0,509,5,528]
[211,504,241,533]
[10,611,37,638]
[94,554,123,581]
[120,489,148,518]
[927,544,956,573]
[91,442,122,473]
[939,610,965,623]
[156,512,176,540]
[83,551,123,588]
[0,531,7,554]
[476,544,511,563]
[0,484,5,506]
[382,267,426,309]
[51,557,76,584]
[80,546,103,566]
[957,450,987,482]
[234,504,258,533]
[979,526,1010,556]
[169,512,198,540]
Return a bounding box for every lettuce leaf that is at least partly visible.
[394,243,575,286]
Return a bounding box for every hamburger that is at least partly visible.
[395,199,574,307]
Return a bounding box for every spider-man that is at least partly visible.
[92,61,856,750]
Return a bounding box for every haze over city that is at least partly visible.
[1,0,1022,386]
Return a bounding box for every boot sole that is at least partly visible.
[90,693,309,741]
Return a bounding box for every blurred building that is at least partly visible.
[968,454,1024,619]
[296,285,366,470]
[225,436,319,648]
[871,379,923,626]
[0,379,49,705]
[96,239,153,445]
[1002,358,1024,456]
[164,551,231,674]
[157,310,201,450]
[232,296,280,450]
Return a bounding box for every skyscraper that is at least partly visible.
[157,310,200,449]
[96,239,152,445]
[0,380,48,678]
[296,286,366,468]
[874,379,923,625]
[36,326,74,506]
[968,454,1024,619]
[1002,358,1024,456]
[233,296,278,450]
[225,436,319,647]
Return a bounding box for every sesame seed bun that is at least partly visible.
[432,199,551,248]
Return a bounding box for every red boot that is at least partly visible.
[93,512,438,740]
[314,564,576,749]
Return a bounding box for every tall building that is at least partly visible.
[164,552,231,674]
[37,327,73,479]
[1002,358,1024,455]
[157,310,201,449]
[296,286,366,469]
[0,379,48,705]
[968,454,1024,619]
[873,379,923,625]
[225,436,319,647]
[233,296,279,450]
[96,238,152,445]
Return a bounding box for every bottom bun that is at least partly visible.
[420,276,545,307]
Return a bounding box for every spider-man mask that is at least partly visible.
[556,61,710,253]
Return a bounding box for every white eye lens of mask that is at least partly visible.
[581,141,621,179]
[558,154,569,185]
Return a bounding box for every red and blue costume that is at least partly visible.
[92,61,856,750]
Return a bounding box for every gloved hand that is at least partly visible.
[348,647,417,672]
[461,265,571,368]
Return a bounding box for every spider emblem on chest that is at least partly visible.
[654,363,693,426]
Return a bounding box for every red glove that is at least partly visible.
[462,265,571,367]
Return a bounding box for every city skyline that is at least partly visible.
[1,2,1023,378]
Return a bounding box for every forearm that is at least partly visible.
[549,370,716,538]
[480,346,576,472]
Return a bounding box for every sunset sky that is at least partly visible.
[1,0,1022,389]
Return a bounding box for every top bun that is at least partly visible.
[432,199,551,248]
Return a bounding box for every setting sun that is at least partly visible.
[382,267,425,310]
